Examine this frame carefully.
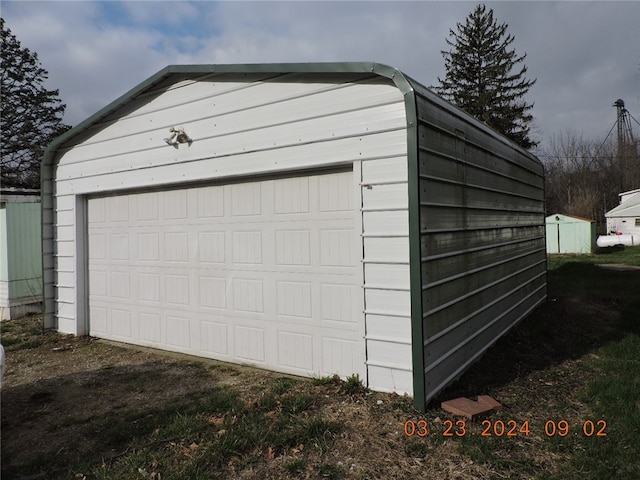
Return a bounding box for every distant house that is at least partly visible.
[605,189,640,236]
[546,213,596,254]
[0,188,43,320]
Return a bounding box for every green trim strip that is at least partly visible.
[400,84,427,412]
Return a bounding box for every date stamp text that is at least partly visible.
[403,419,607,438]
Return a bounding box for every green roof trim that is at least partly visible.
[403,88,426,412]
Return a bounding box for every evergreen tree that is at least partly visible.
[1,18,70,188]
[434,4,537,149]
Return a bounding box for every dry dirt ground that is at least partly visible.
[0,295,622,480]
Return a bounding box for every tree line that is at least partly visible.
[538,131,639,225]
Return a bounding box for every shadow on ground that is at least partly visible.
[432,262,640,406]
[1,361,224,479]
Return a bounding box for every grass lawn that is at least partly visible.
[1,246,639,479]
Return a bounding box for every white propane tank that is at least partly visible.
[596,234,640,248]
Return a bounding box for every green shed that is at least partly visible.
[546,213,596,254]
[0,188,43,320]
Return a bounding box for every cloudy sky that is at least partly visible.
[2,1,639,152]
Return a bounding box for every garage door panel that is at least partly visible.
[232,231,263,264]
[162,190,188,219]
[88,170,363,378]
[138,273,161,302]
[275,230,311,265]
[200,320,229,355]
[197,231,226,263]
[198,276,227,308]
[322,337,361,377]
[320,283,359,324]
[165,315,191,348]
[137,233,161,261]
[88,197,106,223]
[109,233,130,260]
[165,274,190,305]
[195,186,224,218]
[231,183,262,216]
[277,330,314,372]
[274,177,310,214]
[111,308,132,339]
[107,196,130,222]
[276,281,313,318]
[89,233,107,259]
[139,312,162,343]
[136,192,160,221]
[110,271,132,299]
[232,278,264,313]
[318,173,354,212]
[320,229,356,267]
[164,232,190,262]
[235,325,266,362]
[89,306,108,334]
[89,270,108,297]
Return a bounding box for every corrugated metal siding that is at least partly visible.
[414,89,547,403]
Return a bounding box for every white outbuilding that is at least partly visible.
[605,189,640,236]
[42,63,547,410]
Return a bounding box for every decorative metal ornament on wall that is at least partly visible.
[164,126,193,148]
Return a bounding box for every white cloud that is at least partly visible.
[2,0,639,148]
[3,2,171,124]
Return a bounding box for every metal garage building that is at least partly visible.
[42,63,547,410]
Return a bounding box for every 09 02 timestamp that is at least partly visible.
[403,419,607,438]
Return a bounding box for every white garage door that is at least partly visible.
[87,171,364,379]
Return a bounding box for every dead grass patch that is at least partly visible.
[2,252,639,479]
